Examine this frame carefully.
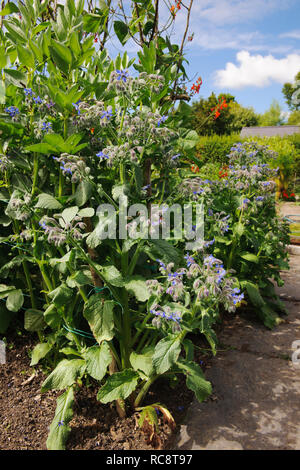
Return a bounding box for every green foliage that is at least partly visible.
[258,99,285,126]
[288,110,300,125]
[282,71,300,111]
[0,0,291,451]
[190,93,259,136]
[195,133,245,165]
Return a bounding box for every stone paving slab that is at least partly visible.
[173,256,300,451]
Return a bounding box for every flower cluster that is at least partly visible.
[39,214,86,247]
[5,106,19,120]
[211,97,227,119]
[72,100,113,131]
[23,88,43,106]
[190,77,203,96]
[170,1,181,17]
[107,71,165,96]
[7,192,32,222]
[282,190,296,200]
[53,154,90,183]
[146,255,244,333]
[96,107,177,168]
[150,305,182,332]
[0,154,10,172]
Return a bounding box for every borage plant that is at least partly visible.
[0,0,218,450]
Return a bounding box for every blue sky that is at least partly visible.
[110,0,300,116]
[169,0,300,114]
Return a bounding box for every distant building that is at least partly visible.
[240,125,300,138]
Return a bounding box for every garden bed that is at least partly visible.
[0,309,256,450]
[0,326,196,450]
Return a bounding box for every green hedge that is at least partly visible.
[195,134,246,165]
[196,133,300,177]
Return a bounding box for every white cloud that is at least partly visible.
[214,51,300,88]
[280,30,300,40]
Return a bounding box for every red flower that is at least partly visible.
[90,128,95,134]
[190,77,202,95]
[191,165,200,173]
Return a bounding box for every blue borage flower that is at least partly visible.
[171,153,180,161]
[42,121,52,132]
[150,308,181,323]
[24,88,34,96]
[256,196,264,201]
[242,198,250,208]
[5,106,19,117]
[100,109,113,120]
[157,115,167,127]
[204,254,222,268]
[204,238,215,247]
[60,161,72,175]
[116,69,129,82]
[231,288,244,305]
[33,95,42,104]
[72,100,81,115]
[184,253,195,267]
[96,151,109,160]
[156,259,166,271]
[39,221,47,230]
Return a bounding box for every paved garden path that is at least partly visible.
[174,238,300,449]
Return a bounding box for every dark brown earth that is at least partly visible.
[0,326,203,450]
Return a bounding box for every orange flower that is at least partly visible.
[90,128,95,134]
[190,77,202,95]
[170,5,176,15]
[191,165,200,173]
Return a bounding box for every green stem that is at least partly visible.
[127,241,143,276]
[12,220,36,309]
[31,153,39,196]
[134,375,158,408]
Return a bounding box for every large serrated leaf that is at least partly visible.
[30,342,52,366]
[176,359,212,402]
[41,359,86,392]
[35,193,63,210]
[153,335,181,375]
[84,342,112,381]
[24,309,46,331]
[97,369,139,403]
[83,297,115,344]
[123,275,150,302]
